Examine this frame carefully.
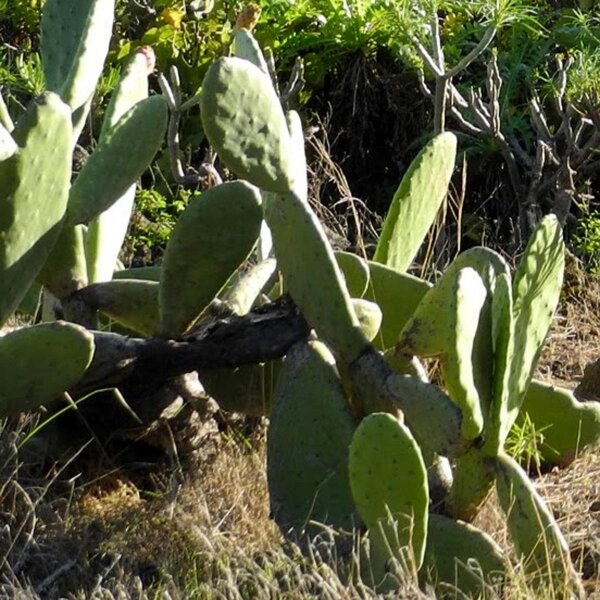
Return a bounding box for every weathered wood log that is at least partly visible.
[71,294,310,399]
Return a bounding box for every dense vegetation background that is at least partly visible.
[1,2,600,598]
[2,0,600,272]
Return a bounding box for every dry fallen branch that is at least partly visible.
[70,295,310,399]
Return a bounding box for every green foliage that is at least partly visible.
[573,210,600,275]
[128,188,188,256]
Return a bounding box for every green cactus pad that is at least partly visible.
[264,192,369,363]
[41,0,114,112]
[0,93,72,325]
[200,57,296,194]
[74,279,159,337]
[160,181,263,337]
[423,514,505,597]
[222,258,277,316]
[233,28,270,77]
[495,452,578,589]
[507,215,564,431]
[199,360,279,417]
[349,412,428,572]
[66,95,168,226]
[398,247,508,357]
[87,47,155,283]
[37,224,88,299]
[335,251,370,297]
[0,321,95,417]
[483,272,515,456]
[100,47,155,137]
[366,261,431,351]
[351,299,382,342]
[515,380,600,468]
[267,340,358,533]
[374,132,457,272]
[445,447,495,522]
[441,267,488,440]
[349,347,467,457]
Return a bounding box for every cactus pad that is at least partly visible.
[366,261,431,351]
[67,95,168,226]
[0,93,72,324]
[200,57,296,194]
[74,279,159,337]
[374,132,457,272]
[0,321,95,417]
[516,380,600,468]
[160,181,263,337]
[264,192,369,363]
[423,514,505,597]
[507,215,564,430]
[41,0,114,112]
[349,412,429,572]
[495,452,578,589]
[267,341,358,533]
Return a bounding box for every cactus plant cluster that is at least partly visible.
[196,30,600,597]
[1,2,600,597]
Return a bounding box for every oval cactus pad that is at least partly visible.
[267,341,358,534]
[0,321,95,417]
[349,412,428,572]
[160,180,263,337]
[200,57,296,194]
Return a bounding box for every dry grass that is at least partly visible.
[1,254,600,599]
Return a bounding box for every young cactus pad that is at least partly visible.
[41,0,115,112]
[267,341,358,533]
[349,412,429,572]
[159,181,263,337]
[374,132,457,273]
[0,322,95,417]
[0,93,72,325]
[200,57,296,194]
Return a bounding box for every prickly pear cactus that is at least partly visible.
[424,513,505,597]
[495,452,581,594]
[0,322,95,417]
[159,181,263,337]
[349,412,429,576]
[515,380,600,468]
[374,132,457,273]
[200,57,296,194]
[73,279,159,337]
[506,215,565,436]
[41,0,114,113]
[66,95,168,226]
[267,341,358,534]
[87,46,156,283]
[0,92,72,325]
